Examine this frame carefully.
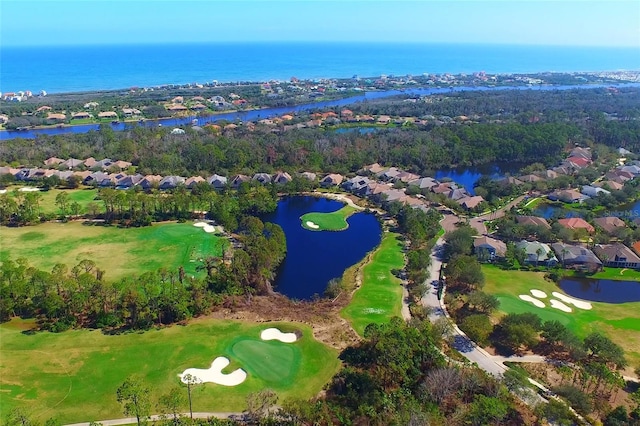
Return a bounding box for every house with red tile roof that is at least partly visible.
[558,217,595,234]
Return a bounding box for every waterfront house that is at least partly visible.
[72,112,91,119]
[230,174,251,189]
[46,113,66,121]
[474,236,507,261]
[519,174,542,183]
[252,173,273,185]
[551,242,602,272]
[558,217,595,234]
[97,111,118,119]
[319,173,344,187]
[593,243,640,269]
[581,185,610,198]
[299,172,317,182]
[516,240,558,266]
[272,171,292,185]
[408,177,439,190]
[548,189,585,203]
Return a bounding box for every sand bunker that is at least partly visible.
[552,292,592,310]
[203,224,216,233]
[18,187,41,192]
[193,222,207,228]
[260,327,298,343]
[530,289,547,298]
[0,189,6,194]
[305,221,320,229]
[549,299,572,313]
[519,295,545,308]
[178,356,246,386]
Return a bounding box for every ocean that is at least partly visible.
[2,42,639,94]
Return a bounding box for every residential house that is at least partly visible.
[46,113,66,121]
[447,187,468,201]
[566,156,590,169]
[298,172,317,182]
[593,243,640,269]
[343,176,372,194]
[519,174,542,183]
[185,176,206,189]
[93,159,114,170]
[431,182,454,194]
[112,160,132,170]
[122,108,141,117]
[569,147,592,160]
[408,177,439,190]
[474,236,507,261]
[548,189,585,203]
[538,170,559,180]
[97,111,118,119]
[551,242,602,272]
[116,174,143,189]
[61,158,84,169]
[496,176,523,186]
[516,215,551,229]
[581,185,611,198]
[138,175,163,190]
[319,173,344,187]
[72,112,91,120]
[396,171,421,184]
[84,157,97,168]
[458,195,485,210]
[208,174,228,190]
[594,180,624,191]
[558,217,595,234]
[159,175,185,190]
[593,216,626,234]
[272,171,292,185]
[619,165,640,176]
[84,171,109,186]
[359,162,386,175]
[252,173,272,185]
[377,167,401,181]
[379,188,406,203]
[516,240,558,266]
[230,174,251,189]
[44,157,64,167]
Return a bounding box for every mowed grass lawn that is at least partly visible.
[341,232,404,336]
[482,265,640,369]
[300,205,359,231]
[7,187,104,216]
[0,221,225,279]
[0,318,340,423]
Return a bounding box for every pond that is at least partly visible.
[558,277,640,303]
[261,196,382,300]
[434,162,528,195]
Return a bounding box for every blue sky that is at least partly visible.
[2,0,639,47]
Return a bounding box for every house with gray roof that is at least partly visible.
[208,174,228,190]
[551,242,602,272]
[593,243,640,269]
[272,171,292,185]
[408,177,439,190]
[474,236,507,262]
[252,173,272,185]
[159,175,186,190]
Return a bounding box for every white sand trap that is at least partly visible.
[305,221,320,229]
[549,299,572,313]
[19,187,41,192]
[0,189,6,194]
[193,222,207,227]
[552,292,592,310]
[178,356,246,386]
[519,295,545,308]
[261,327,298,343]
[203,224,216,233]
[530,289,548,299]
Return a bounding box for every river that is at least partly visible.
[3,82,639,140]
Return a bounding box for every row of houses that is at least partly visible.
[474,235,640,271]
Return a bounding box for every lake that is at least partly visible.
[558,277,640,303]
[261,196,382,300]
[434,162,527,195]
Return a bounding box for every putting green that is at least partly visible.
[300,205,358,231]
[0,319,340,423]
[482,265,640,369]
[0,221,225,280]
[230,339,299,383]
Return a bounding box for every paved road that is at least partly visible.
[420,237,508,377]
[468,195,526,235]
[64,412,243,426]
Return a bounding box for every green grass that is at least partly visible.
[565,267,640,281]
[300,205,359,231]
[341,233,405,336]
[0,318,340,423]
[0,221,224,279]
[482,264,640,369]
[7,188,104,216]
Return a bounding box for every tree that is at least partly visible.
[460,314,492,345]
[246,388,278,422]
[4,408,33,426]
[181,373,201,419]
[55,191,70,216]
[443,225,476,261]
[158,386,185,424]
[466,395,509,426]
[116,376,151,426]
[583,332,626,369]
[467,290,499,314]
